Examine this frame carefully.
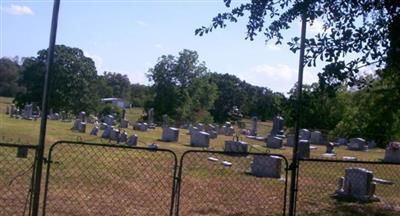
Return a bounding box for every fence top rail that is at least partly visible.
[300,157,400,165]
[0,142,38,149]
[50,140,178,158]
[180,149,289,166]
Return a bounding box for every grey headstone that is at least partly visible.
[348,138,368,151]
[161,127,179,142]
[147,108,154,125]
[104,115,115,126]
[326,142,335,154]
[310,131,323,144]
[335,167,377,201]
[299,129,311,140]
[101,126,112,139]
[337,138,348,146]
[120,119,129,128]
[127,135,138,147]
[100,123,108,130]
[384,142,400,163]
[90,127,99,136]
[225,126,235,136]
[224,140,248,153]
[110,128,120,141]
[286,134,295,147]
[270,116,284,137]
[298,140,310,159]
[190,131,210,148]
[119,131,128,143]
[250,116,258,136]
[251,155,282,178]
[266,136,283,149]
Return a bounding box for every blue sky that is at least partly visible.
[1,0,327,94]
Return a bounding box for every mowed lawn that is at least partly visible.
[0,96,399,215]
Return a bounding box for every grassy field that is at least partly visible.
[0,97,399,215]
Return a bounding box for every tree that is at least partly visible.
[130,83,152,107]
[14,45,99,114]
[0,57,22,97]
[147,49,217,123]
[100,71,131,99]
[196,0,399,88]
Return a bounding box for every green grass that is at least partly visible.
[0,97,399,216]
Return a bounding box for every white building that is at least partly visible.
[101,98,129,108]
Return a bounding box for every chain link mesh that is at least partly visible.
[43,142,177,216]
[0,143,36,216]
[296,159,400,215]
[176,151,288,216]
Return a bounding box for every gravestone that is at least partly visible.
[218,126,227,135]
[209,130,218,139]
[162,114,169,128]
[110,128,120,141]
[251,155,282,178]
[250,116,258,136]
[147,108,154,124]
[336,138,348,146]
[299,129,311,140]
[269,116,284,137]
[266,136,283,149]
[127,135,138,147]
[286,134,295,147]
[100,122,108,130]
[383,142,400,163]
[298,140,310,159]
[78,111,86,122]
[119,131,128,143]
[133,122,148,131]
[188,126,199,135]
[104,115,115,126]
[120,119,129,128]
[310,131,323,144]
[190,131,210,148]
[22,104,33,120]
[368,141,377,149]
[196,123,205,131]
[78,121,86,133]
[101,125,113,139]
[335,167,378,201]
[61,111,68,121]
[224,140,248,153]
[225,126,235,136]
[161,127,179,142]
[326,142,335,154]
[90,127,99,136]
[348,138,368,151]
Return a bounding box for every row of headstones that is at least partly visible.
[6,104,41,120]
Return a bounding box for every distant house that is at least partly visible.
[101,98,129,108]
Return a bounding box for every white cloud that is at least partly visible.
[3,5,34,15]
[266,42,281,51]
[135,20,148,27]
[154,43,163,49]
[84,51,104,73]
[308,19,324,34]
[239,64,319,94]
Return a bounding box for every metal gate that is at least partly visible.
[0,143,37,216]
[42,141,178,216]
[175,150,289,216]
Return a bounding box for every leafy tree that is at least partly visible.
[100,71,131,99]
[147,49,217,123]
[130,83,152,107]
[0,57,22,97]
[14,45,99,114]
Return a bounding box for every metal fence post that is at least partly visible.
[288,13,307,216]
[31,1,61,215]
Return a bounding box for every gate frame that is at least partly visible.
[174,150,290,216]
[42,140,179,216]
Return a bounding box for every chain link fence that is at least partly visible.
[0,143,37,216]
[296,158,400,215]
[175,150,289,216]
[43,141,178,216]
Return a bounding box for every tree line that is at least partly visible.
[1,45,399,146]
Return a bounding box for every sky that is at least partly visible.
[1,0,328,94]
